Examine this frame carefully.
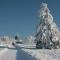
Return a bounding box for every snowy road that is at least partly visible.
[0,47,37,60]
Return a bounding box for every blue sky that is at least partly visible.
[0,0,60,38]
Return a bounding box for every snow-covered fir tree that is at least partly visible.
[35,3,60,49]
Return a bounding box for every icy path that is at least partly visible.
[0,48,37,60]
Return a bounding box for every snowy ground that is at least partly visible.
[22,47,60,60]
[0,44,60,60]
[17,44,60,60]
[12,44,60,60]
[0,46,37,60]
[14,45,60,60]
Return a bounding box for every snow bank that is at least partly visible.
[22,49,60,60]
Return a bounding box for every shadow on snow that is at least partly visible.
[16,46,37,60]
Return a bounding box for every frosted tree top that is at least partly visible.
[39,3,53,24]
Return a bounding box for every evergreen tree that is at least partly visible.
[35,3,60,49]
